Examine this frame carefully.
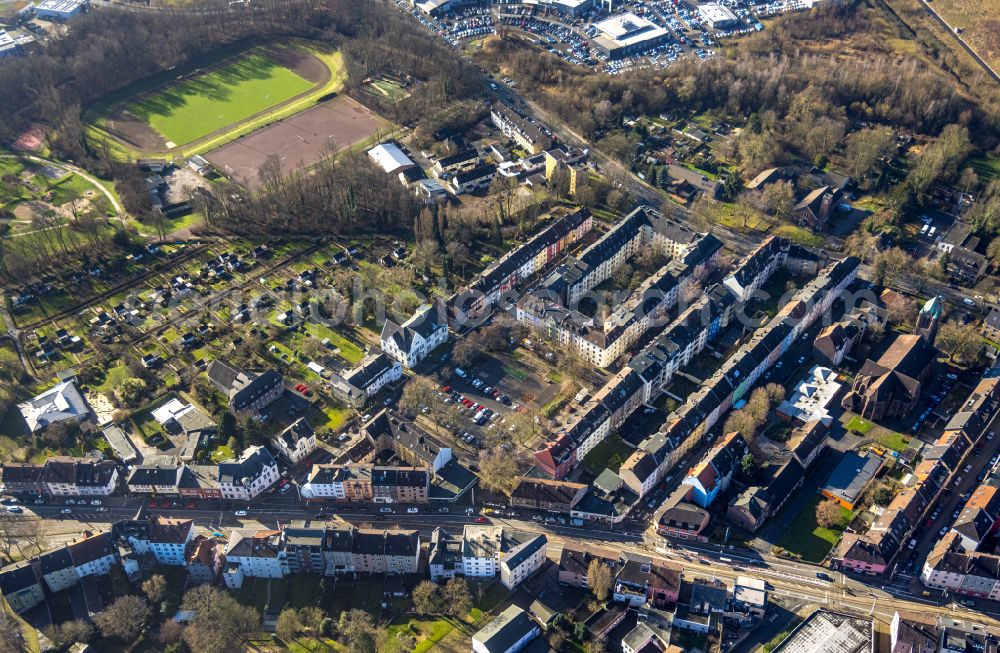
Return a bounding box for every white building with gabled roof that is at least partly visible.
[380,302,449,368]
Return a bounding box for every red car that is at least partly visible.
[186,502,195,509]
[475,517,488,524]
[294,383,306,392]
[148,501,158,508]
[441,385,451,393]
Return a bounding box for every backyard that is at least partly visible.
[776,494,853,563]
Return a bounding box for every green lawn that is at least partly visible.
[303,323,364,365]
[777,495,853,562]
[844,415,875,435]
[386,616,456,653]
[581,434,633,476]
[127,50,313,146]
[875,431,911,452]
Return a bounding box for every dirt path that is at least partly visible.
[0,154,125,221]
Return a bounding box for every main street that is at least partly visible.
[17,496,1000,629]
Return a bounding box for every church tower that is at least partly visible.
[916,295,943,345]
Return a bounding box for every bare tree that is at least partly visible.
[587,559,612,602]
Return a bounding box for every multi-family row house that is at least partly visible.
[218,523,421,589]
[613,554,683,609]
[517,206,710,312]
[186,535,225,583]
[627,284,736,394]
[490,103,553,154]
[648,432,749,538]
[515,231,721,368]
[617,256,859,504]
[450,208,593,322]
[363,409,454,473]
[680,432,749,509]
[920,532,1000,599]
[726,420,827,532]
[124,462,221,499]
[206,360,283,417]
[301,464,431,503]
[147,516,196,566]
[558,547,682,609]
[510,478,588,513]
[330,352,403,408]
[35,532,118,594]
[270,418,317,466]
[842,375,1000,579]
[501,533,548,590]
[428,527,465,582]
[125,464,185,496]
[0,564,45,613]
[217,446,280,500]
[721,236,789,301]
[445,164,496,196]
[223,529,287,588]
[891,610,1000,653]
[351,529,421,575]
[380,301,450,368]
[0,457,120,497]
[461,525,547,589]
[431,148,481,178]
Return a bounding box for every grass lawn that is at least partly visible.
[311,405,350,433]
[211,444,234,462]
[581,434,633,475]
[127,50,313,146]
[92,363,130,395]
[875,430,911,452]
[304,323,364,365]
[387,616,456,653]
[844,415,875,435]
[777,494,853,562]
[773,223,825,247]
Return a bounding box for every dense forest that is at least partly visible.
[478,0,1000,148]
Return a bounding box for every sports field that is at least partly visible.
[126,50,314,146]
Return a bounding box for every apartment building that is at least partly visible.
[380,301,449,368]
[452,208,593,321]
[41,457,119,496]
[147,516,195,566]
[206,360,283,417]
[217,446,279,500]
[500,534,547,590]
[271,418,317,465]
[510,478,588,513]
[491,103,552,154]
[351,529,420,575]
[302,464,430,503]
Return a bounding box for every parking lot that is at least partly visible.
[395,0,820,74]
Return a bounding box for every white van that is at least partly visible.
[455,368,468,378]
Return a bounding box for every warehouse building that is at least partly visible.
[591,13,669,59]
[698,2,738,29]
[34,0,88,21]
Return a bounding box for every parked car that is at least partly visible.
[407,507,419,514]
[235,510,248,517]
[380,507,394,513]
